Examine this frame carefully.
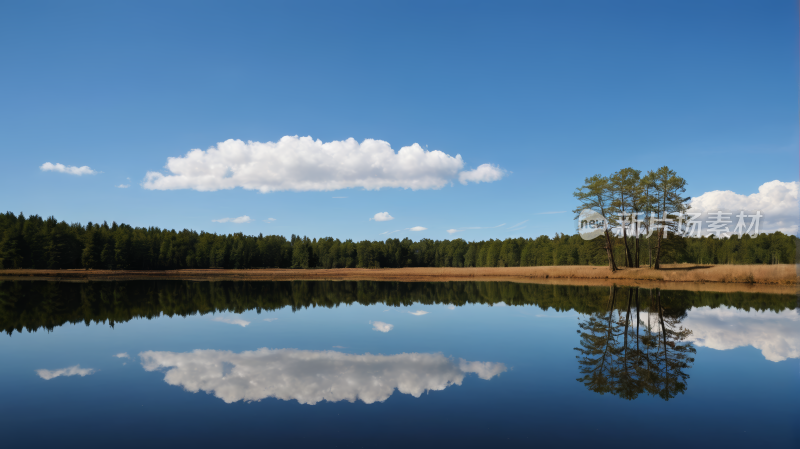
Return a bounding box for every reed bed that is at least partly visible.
[1,264,795,286]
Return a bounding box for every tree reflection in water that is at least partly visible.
[0,280,792,335]
[575,287,695,401]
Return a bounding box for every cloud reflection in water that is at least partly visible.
[139,348,506,404]
[36,365,95,380]
[684,307,800,362]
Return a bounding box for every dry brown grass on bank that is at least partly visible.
[0,264,795,295]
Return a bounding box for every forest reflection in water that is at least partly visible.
[0,279,793,335]
[2,280,796,405]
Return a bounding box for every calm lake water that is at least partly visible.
[1,281,798,448]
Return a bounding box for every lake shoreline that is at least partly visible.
[1,265,796,295]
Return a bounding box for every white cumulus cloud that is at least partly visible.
[212,316,251,327]
[458,164,506,185]
[114,353,130,359]
[689,180,799,235]
[409,310,429,316]
[116,184,130,189]
[446,229,463,235]
[142,136,504,192]
[370,321,394,332]
[408,226,427,232]
[139,348,506,404]
[683,306,800,362]
[370,212,394,222]
[212,215,252,224]
[36,365,95,380]
[40,162,97,176]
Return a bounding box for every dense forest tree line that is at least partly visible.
[0,211,794,270]
[0,280,793,335]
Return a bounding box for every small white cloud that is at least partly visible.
[36,365,95,380]
[458,164,506,185]
[493,302,507,307]
[370,321,394,332]
[40,162,98,176]
[370,212,394,222]
[448,305,456,310]
[212,215,252,224]
[116,184,130,189]
[408,226,427,232]
[446,229,463,235]
[409,310,429,316]
[212,316,251,327]
[263,318,278,322]
[113,353,130,359]
[264,218,277,223]
[380,230,401,235]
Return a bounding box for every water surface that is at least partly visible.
[1,281,797,448]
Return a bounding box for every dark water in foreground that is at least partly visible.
[1,281,798,448]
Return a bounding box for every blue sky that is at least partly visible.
[1,0,797,240]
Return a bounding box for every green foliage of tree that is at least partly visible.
[574,175,619,271]
[646,166,690,269]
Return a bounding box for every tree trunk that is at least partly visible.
[621,220,633,267]
[653,192,667,270]
[604,230,618,272]
[634,222,640,268]
[654,227,664,270]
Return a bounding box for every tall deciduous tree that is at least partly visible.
[610,168,641,267]
[574,175,618,271]
[647,166,690,269]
